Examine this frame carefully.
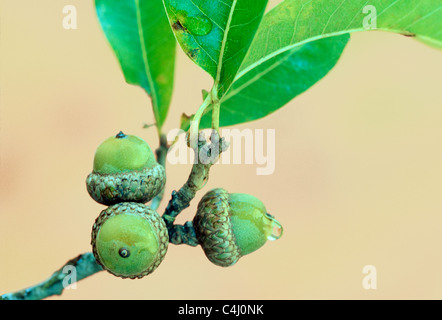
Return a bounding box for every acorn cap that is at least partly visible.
[91,202,169,279]
[193,188,283,267]
[193,188,241,267]
[86,132,166,205]
[86,163,166,205]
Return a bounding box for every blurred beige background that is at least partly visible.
[1,0,441,300]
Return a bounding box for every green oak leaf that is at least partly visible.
[95,0,176,130]
[184,0,442,129]
[162,0,268,99]
[199,35,350,128]
[244,0,442,73]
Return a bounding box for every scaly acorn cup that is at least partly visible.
[86,131,166,205]
[193,188,283,267]
[91,202,169,279]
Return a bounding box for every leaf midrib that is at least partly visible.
[235,0,442,85]
[135,0,160,122]
[235,29,356,83]
[222,47,296,102]
[214,0,238,92]
[236,20,442,85]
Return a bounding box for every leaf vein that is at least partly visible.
[223,50,294,102]
[321,0,348,35]
[343,0,370,30]
[405,5,442,29]
[376,0,402,19]
[187,0,226,32]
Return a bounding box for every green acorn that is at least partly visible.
[91,202,169,279]
[193,188,283,267]
[86,131,166,205]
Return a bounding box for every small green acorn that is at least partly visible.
[193,188,283,267]
[91,202,169,279]
[86,131,166,205]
